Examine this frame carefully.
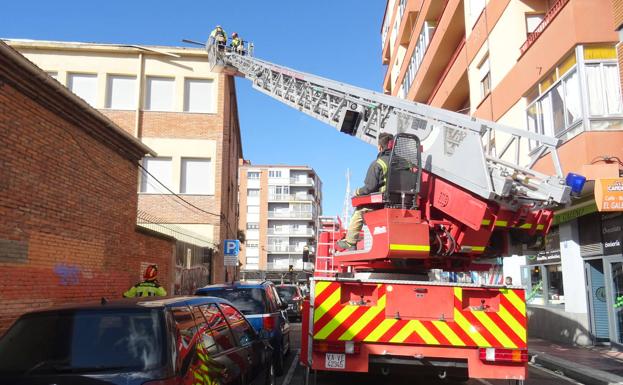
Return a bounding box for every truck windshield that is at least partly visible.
[0,309,165,374]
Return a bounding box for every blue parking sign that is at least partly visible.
[223,240,240,257]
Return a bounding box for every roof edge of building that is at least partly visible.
[0,40,155,160]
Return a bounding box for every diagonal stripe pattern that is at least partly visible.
[312,282,527,349]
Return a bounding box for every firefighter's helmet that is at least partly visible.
[144,265,158,281]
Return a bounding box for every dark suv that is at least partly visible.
[196,281,290,375]
[0,296,275,385]
[275,284,304,322]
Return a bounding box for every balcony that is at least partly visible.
[267,211,313,219]
[267,228,315,237]
[520,0,569,55]
[289,177,314,186]
[268,193,315,202]
[266,245,305,253]
[267,260,304,271]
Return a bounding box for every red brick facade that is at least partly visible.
[0,43,174,333]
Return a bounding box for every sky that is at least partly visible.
[1,0,387,216]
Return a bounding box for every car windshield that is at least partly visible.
[201,288,267,315]
[276,286,298,301]
[0,309,165,374]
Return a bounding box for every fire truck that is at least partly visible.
[206,40,581,384]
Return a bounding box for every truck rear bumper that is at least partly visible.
[310,343,526,380]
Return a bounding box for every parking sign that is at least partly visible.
[223,240,239,266]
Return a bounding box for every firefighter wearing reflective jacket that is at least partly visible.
[123,265,167,297]
[210,25,227,50]
[230,32,243,54]
[337,133,394,250]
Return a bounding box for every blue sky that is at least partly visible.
[2,0,387,216]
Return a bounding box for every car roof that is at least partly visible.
[196,281,273,291]
[15,296,233,317]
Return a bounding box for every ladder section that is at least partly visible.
[208,44,571,210]
[314,216,341,277]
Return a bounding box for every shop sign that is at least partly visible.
[601,213,623,255]
[553,201,598,225]
[595,178,623,212]
[527,226,561,265]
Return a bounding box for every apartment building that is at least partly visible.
[238,163,322,279]
[6,39,243,284]
[381,0,623,347]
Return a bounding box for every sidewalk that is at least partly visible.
[529,338,623,385]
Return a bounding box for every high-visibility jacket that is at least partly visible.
[123,280,167,298]
[231,37,241,47]
[210,28,227,43]
[355,149,391,196]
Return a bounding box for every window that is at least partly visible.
[68,73,97,106]
[106,75,136,110]
[524,266,544,305]
[522,263,564,306]
[181,158,212,194]
[268,170,282,178]
[46,71,58,80]
[200,304,236,352]
[219,303,256,346]
[247,189,260,197]
[246,241,259,248]
[247,171,260,179]
[546,264,564,305]
[247,223,259,230]
[140,157,173,193]
[478,55,491,99]
[191,306,218,355]
[401,21,436,95]
[586,63,623,116]
[145,76,174,111]
[247,205,259,214]
[202,289,268,315]
[526,14,545,35]
[171,306,195,349]
[184,79,214,113]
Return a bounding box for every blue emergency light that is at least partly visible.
[565,172,586,196]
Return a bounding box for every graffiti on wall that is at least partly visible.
[54,264,81,285]
[175,265,210,295]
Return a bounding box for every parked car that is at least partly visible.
[275,284,304,322]
[196,281,290,375]
[0,296,275,385]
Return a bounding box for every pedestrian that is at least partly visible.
[210,25,227,50]
[123,264,167,298]
[230,32,244,55]
[337,132,394,250]
[505,276,513,285]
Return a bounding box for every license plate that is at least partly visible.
[325,353,345,369]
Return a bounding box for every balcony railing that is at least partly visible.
[268,194,315,202]
[268,211,313,219]
[266,245,305,253]
[520,0,569,55]
[267,228,315,236]
[289,177,314,185]
[267,260,304,271]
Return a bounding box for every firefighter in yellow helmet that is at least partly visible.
[123,265,167,297]
[210,25,227,50]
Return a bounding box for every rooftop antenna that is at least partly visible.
[341,168,353,226]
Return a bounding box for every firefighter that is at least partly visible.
[210,25,227,50]
[123,265,167,297]
[337,133,394,251]
[230,32,244,55]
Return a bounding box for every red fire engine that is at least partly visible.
[206,40,580,384]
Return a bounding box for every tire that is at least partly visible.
[274,347,285,376]
[264,359,276,385]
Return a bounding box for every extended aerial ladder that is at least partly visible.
[205,40,579,383]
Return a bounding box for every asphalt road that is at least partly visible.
[279,323,584,385]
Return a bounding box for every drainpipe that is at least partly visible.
[134,52,145,139]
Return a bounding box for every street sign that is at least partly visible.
[223,239,239,266]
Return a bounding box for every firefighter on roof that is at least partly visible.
[123,264,167,297]
[337,133,394,251]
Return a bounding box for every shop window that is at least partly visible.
[546,264,564,305]
[524,266,544,305]
[522,263,564,306]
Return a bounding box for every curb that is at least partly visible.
[530,351,623,385]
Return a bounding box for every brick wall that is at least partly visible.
[0,82,174,333]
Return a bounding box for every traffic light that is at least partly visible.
[302,245,310,263]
